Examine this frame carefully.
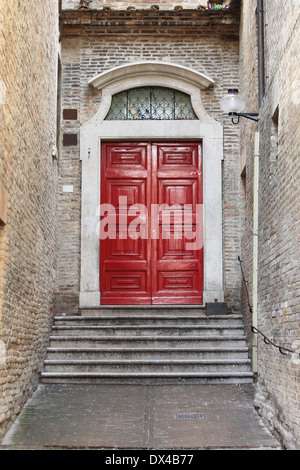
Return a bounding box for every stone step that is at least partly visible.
[44,358,252,373]
[44,307,252,385]
[46,347,250,360]
[54,315,244,327]
[78,306,214,317]
[40,371,254,385]
[51,325,245,337]
[49,335,248,349]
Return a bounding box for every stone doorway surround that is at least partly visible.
[79,61,224,308]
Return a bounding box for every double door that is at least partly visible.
[100,141,203,305]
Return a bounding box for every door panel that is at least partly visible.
[100,142,203,305]
[100,142,151,305]
[151,143,203,304]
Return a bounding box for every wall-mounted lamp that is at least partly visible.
[220,89,259,125]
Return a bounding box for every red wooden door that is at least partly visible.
[100,142,203,305]
[100,142,152,305]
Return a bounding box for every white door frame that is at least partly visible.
[79,62,224,307]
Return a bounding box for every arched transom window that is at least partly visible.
[105,86,198,121]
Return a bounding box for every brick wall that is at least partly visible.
[0,1,58,439]
[239,0,300,449]
[238,0,258,348]
[56,9,242,314]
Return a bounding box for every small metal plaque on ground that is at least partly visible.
[205,302,228,315]
[176,413,206,420]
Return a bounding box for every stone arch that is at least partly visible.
[88,61,215,122]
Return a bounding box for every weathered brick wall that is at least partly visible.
[56,9,242,314]
[238,0,258,349]
[0,1,58,439]
[239,0,300,449]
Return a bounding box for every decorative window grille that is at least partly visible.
[105,86,198,120]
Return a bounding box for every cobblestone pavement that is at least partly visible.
[1,383,282,450]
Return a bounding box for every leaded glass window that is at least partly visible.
[105,87,198,120]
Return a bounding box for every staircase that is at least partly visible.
[41,307,254,384]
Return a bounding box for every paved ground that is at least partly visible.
[1,383,282,450]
